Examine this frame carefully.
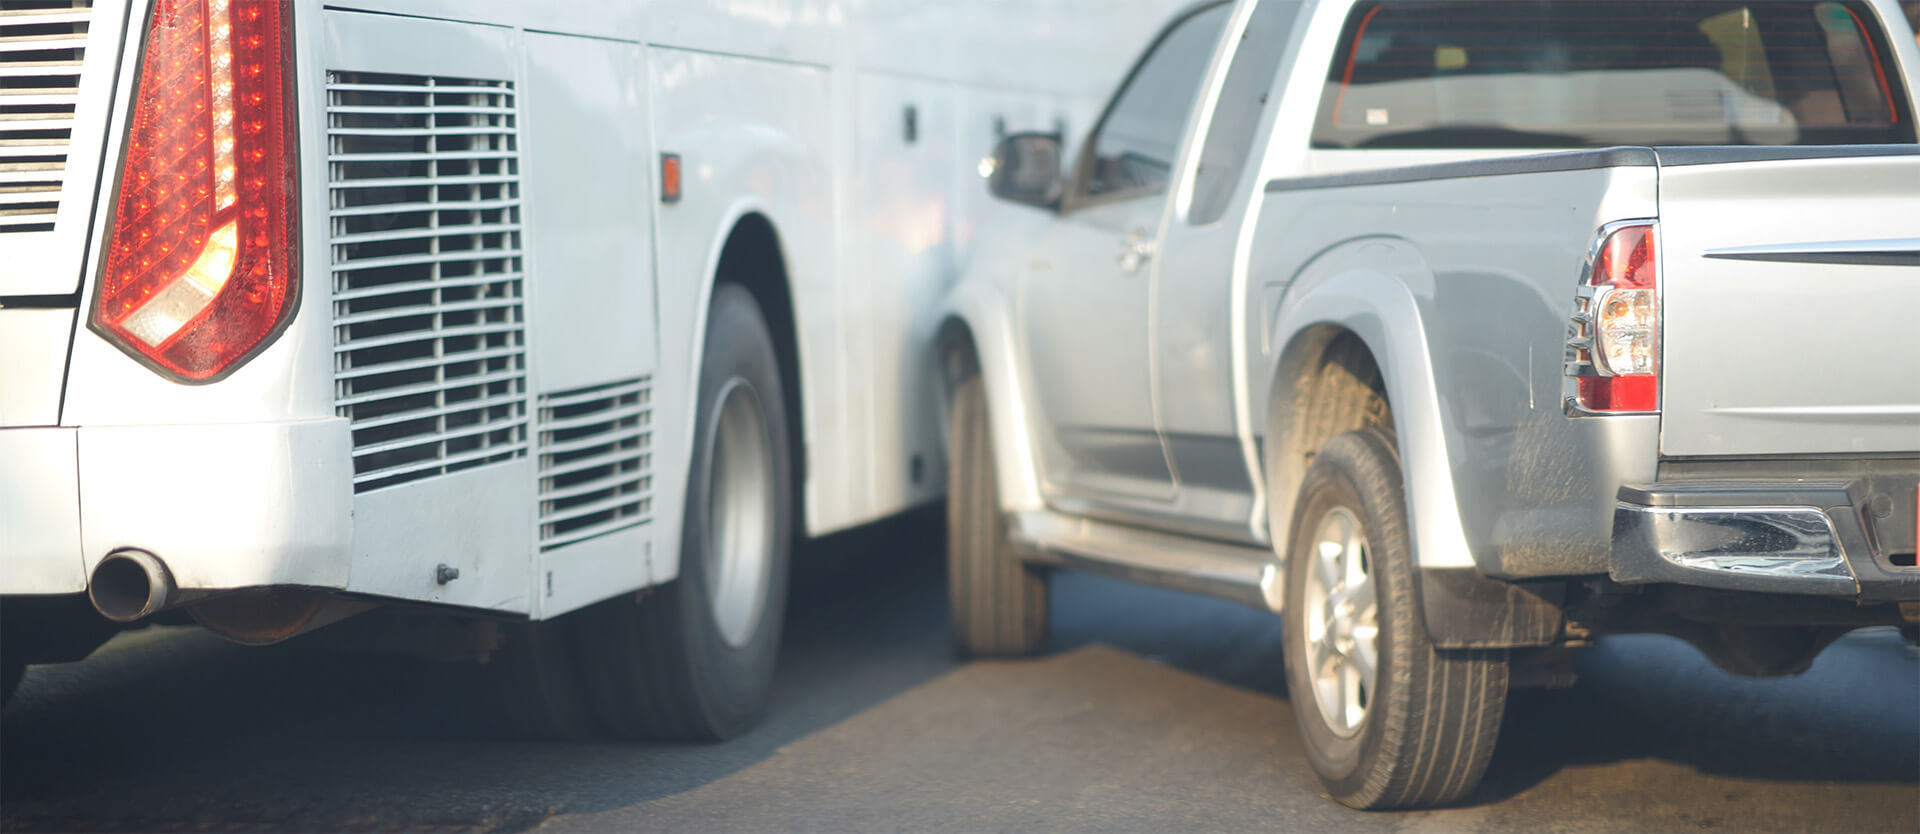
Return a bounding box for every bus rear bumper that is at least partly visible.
[0,419,354,597]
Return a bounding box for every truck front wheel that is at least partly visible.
[1281,428,1508,809]
[946,375,1048,657]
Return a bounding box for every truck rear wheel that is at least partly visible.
[1281,428,1507,809]
[576,283,793,741]
[946,375,1048,657]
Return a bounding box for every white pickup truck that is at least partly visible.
[939,0,1920,809]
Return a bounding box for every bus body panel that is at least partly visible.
[643,46,836,584]
[519,33,657,396]
[0,310,72,427]
[0,429,85,595]
[1,0,1190,626]
[80,419,355,593]
[518,31,661,618]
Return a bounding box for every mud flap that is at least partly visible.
[1417,568,1565,649]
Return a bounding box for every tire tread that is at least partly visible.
[1286,428,1506,810]
[570,283,792,743]
[947,377,1048,657]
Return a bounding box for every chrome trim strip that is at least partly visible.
[1703,237,1920,267]
[1264,147,1656,192]
[1653,144,1919,166]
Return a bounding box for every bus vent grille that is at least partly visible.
[537,379,654,551]
[327,71,528,493]
[0,1,90,235]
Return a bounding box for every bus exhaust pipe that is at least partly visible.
[89,549,193,623]
[88,551,369,643]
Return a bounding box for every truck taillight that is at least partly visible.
[90,0,297,382]
[1568,221,1658,413]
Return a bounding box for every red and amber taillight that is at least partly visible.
[90,0,296,382]
[1568,221,1658,413]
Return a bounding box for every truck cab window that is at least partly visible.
[1081,3,1232,201]
[1311,1,1914,148]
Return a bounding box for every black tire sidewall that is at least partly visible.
[498,617,603,740]
[1282,429,1413,800]
[946,376,988,610]
[945,375,1048,657]
[668,283,794,736]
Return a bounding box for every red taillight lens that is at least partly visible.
[1577,374,1656,412]
[91,0,297,382]
[1574,222,1658,413]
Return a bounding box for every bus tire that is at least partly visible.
[946,375,1048,657]
[582,283,792,741]
[495,618,603,740]
[1281,428,1507,809]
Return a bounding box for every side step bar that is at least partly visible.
[1007,510,1285,613]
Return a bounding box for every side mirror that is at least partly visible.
[986,132,1065,208]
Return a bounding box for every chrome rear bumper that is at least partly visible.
[1611,479,1917,602]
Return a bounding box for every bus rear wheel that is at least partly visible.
[576,283,793,741]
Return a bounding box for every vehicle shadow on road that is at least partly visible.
[5,510,1915,831]
[1034,565,1920,817]
[0,508,965,832]
[1473,629,1920,806]
[1047,569,1291,701]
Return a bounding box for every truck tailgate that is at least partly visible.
[1655,151,1920,456]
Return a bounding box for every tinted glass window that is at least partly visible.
[1190,1,1301,225]
[1084,4,1231,199]
[1311,1,1913,148]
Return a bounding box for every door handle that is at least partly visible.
[1116,230,1156,274]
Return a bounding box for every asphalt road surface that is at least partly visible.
[4,514,1917,833]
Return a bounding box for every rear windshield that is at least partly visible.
[1311,1,1915,148]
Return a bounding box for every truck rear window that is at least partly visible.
[1311,1,1915,148]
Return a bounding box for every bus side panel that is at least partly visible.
[519,33,660,618]
[324,12,536,613]
[852,74,955,518]
[520,35,656,395]
[646,48,837,572]
[330,0,842,70]
[850,74,1070,518]
[849,0,1194,110]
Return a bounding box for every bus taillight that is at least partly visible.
[90,0,298,382]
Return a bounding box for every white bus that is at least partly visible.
[0,0,1184,735]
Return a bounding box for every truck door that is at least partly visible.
[1018,3,1229,508]
[1149,0,1302,541]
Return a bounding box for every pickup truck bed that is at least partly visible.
[1253,144,1919,600]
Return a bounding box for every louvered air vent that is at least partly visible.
[538,380,655,551]
[328,71,528,493]
[0,1,90,234]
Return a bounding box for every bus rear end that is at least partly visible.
[2,0,358,690]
